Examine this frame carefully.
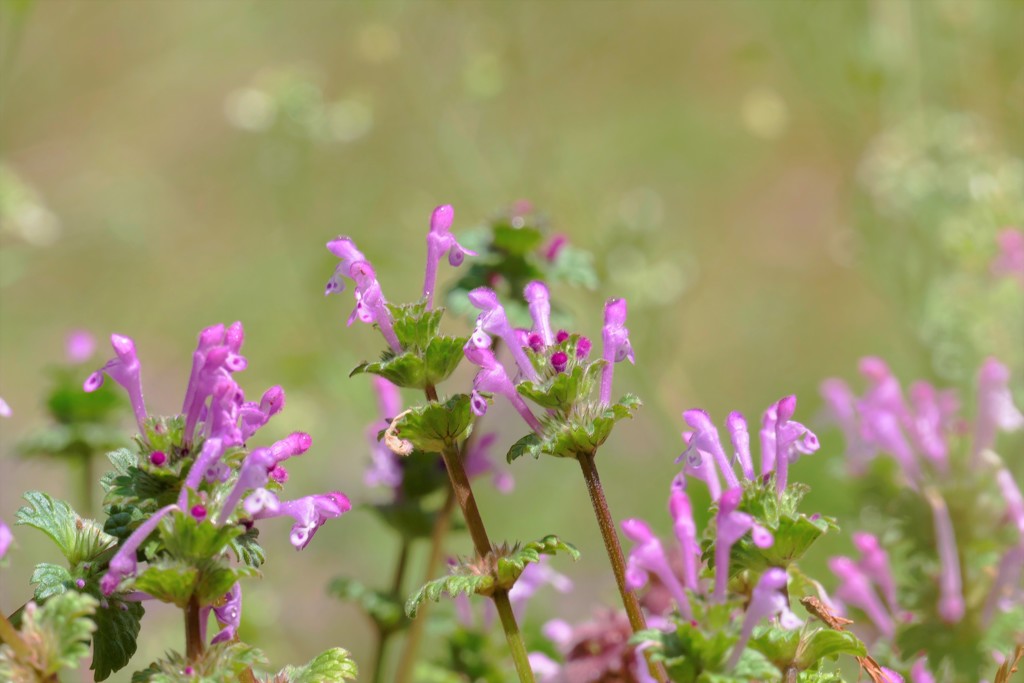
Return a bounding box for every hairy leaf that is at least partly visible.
[30,562,73,600]
[16,491,116,565]
[280,647,359,683]
[406,572,493,618]
[506,394,641,462]
[385,394,473,453]
[0,591,98,677]
[90,599,144,681]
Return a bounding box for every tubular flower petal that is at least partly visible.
[246,490,352,550]
[726,411,755,480]
[422,205,476,308]
[600,298,634,405]
[210,583,242,644]
[925,489,964,623]
[728,568,801,669]
[0,518,12,560]
[240,385,286,442]
[179,438,225,507]
[820,378,875,474]
[676,432,722,501]
[683,409,740,490]
[714,487,753,602]
[324,236,367,295]
[524,281,554,346]
[468,286,538,381]
[85,334,148,433]
[217,432,313,524]
[348,261,402,353]
[907,381,949,472]
[973,358,1024,462]
[101,504,178,595]
[670,480,700,593]
[828,556,894,637]
[465,346,542,433]
[852,532,899,614]
[622,518,691,619]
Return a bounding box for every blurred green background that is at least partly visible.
[1,0,1021,679]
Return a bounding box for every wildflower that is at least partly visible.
[239,385,286,442]
[820,378,874,474]
[910,658,935,683]
[524,281,554,346]
[348,261,402,352]
[0,397,9,418]
[924,489,964,624]
[150,451,167,467]
[683,409,740,490]
[84,334,147,433]
[725,411,755,480]
[827,556,894,637]
[216,432,313,524]
[244,489,351,550]
[205,582,242,644]
[464,432,515,493]
[464,346,542,433]
[852,532,898,614]
[727,568,802,669]
[622,518,691,619]
[669,479,700,594]
[991,227,1024,286]
[600,298,634,405]
[324,236,367,296]
[101,504,179,595]
[972,357,1024,463]
[65,330,95,364]
[679,432,722,501]
[364,377,403,490]
[422,204,475,308]
[467,287,538,381]
[713,487,754,603]
[534,610,638,682]
[0,518,12,560]
[550,351,568,374]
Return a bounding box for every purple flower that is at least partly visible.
[726,411,755,480]
[0,518,12,560]
[972,358,1024,463]
[217,432,313,524]
[180,323,249,444]
[852,532,898,614]
[150,451,167,466]
[991,227,1024,286]
[910,658,935,683]
[66,330,95,364]
[622,518,691,619]
[551,351,568,374]
[464,346,542,433]
[423,205,475,308]
[509,556,572,619]
[820,378,875,475]
[925,489,964,623]
[101,504,179,595]
[348,261,402,353]
[179,438,225,507]
[85,334,148,433]
[576,336,592,359]
[677,432,722,501]
[524,281,554,346]
[669,479,700,593]
[365,377,404,490]
[682,409,740,490]
[713,487,754,602]
[728,568,801,669]
[244,489,351,550]
[600,298,634,405]
[468,287,538,381]
[210,583,242,644]
[239,385,286,442]
[324,236,367,296]
[828,556,894,637]
[464,432,514,494]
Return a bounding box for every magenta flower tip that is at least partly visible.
[528,333,545,352]
[775,395,797,422]
[524,280,549,303]
[468,286,500,310]
[576,336,592,358]
[110,333,136,358]
[66,330,96,363]
[551,351,568,373]
[190,505,207,520]
[269,465,288,483]
[470,390,489,416]
[74,578,86,589]
[83,372,104,392]
[555,329,570,343]
[604,298,628,326]
[430,204,454,233]
[150,451,167,466]
[621,518,654,543]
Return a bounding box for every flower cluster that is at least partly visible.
[85,326,351,602]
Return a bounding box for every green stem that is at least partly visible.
[371,539,411,683]
[0,612,31,663]
[493,590,536,683]
[393,487,456,683]
[577,451,668,683]
[185,595,204,662]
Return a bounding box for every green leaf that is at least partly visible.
[506,394,641,462]
[278,647,359,683]
[228,526,266,567]
[794,629,866,668]
[101,448,139,493]
[351,352,427,390]
[90,599,144,681]
[30,562,73,600]
[328,577,407,633]
[130,641,267,682]
[424,335,468,385]
[405,572,494,618]
[160,511,244,563]
[516,361,603,412]
[729,513,836,572]
[385,394,473,453]
[494,535,580,586]
[492,224,544,255]
[390,301,444,351]
[16,491,116,565]
[0,591,98,676]
[134,558,256,609]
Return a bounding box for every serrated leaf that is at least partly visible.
[160,511,244,563]
[386,394,473,453]
[90,599,144,681]
[0,591,98,676]
[228,526,266,567]
[328,577,407,633]
[495,535,581,586]
[390,301,444,351]
[130,641,267,683]
[280,647,358,683]
[406,572,494,618]
[424,335,468,385]
[16,491,116,565]
[730,513,836,572]
[102,448,140,493]
[794,629,866,668]
[516,362,602,412]
[133,561,200,608]
[351,352,427,390]
[506,395,641,462]
[492,224,544,255]
[30,562,73,600]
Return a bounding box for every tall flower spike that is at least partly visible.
[84,334,148,433]
[101,504,178,595]
[464,346,543,433]
[728,568,802,669]
[683,410,740,490]
[726,412,755,480]
[422,204,475,308]
[972,358,1024,463]
[623,518,692,619]
[467,287,538,381]
[852,532,899,614]
[245,489,352,550]
[600,298,634,405]
[181,324,227,439]
[828,556,894,637]
[669,479,700,593]
[925,489,964,623]
[524,281,554,346]
[714,487,753,602]
[324,236,367,296]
